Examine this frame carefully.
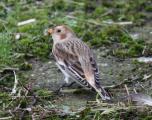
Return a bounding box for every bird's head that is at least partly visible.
[48,25,75,43]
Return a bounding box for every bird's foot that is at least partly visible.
[63,81,76,88]
[54,82,76,94]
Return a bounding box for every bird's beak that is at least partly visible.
[48,28,53,35]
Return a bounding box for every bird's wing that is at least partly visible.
[52,42,101,88]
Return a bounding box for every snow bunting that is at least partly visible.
[48,25,110,100]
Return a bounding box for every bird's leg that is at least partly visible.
[61,76,76,88]
[55,75,76,94]
[64,76,69,84]
[55,81,76,94]
[63,81,76,88]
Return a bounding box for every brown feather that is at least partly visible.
[53,40,97,87]
[60,34,67,40]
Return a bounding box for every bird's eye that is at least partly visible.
[57,29,61,33]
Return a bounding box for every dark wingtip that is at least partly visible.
[100,87,111,100]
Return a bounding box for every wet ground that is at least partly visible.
[25,49,151,112]
[0,0,152,119]
[29,50,134,89]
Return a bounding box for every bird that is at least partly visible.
[48,25,110,100]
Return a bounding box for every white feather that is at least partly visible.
[56,62,70,83]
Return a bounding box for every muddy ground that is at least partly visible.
[0,0,152,119]
[26,48,152,112]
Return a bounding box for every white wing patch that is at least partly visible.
[56,61,70,83]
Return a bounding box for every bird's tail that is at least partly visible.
[95,86,111,100]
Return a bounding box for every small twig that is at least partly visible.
[4,99,15,110]
[17,19,36,26]
[64,0,84,6]
[8,110,14,118]
[18,81,38,106]
[20,110,27,120]
[66,15,133,26]
[11,71,18,94]
[0,19,8,23]
[60,88,90,93]
[137,81,145,90]
[124,84,131,104]
[0,116,13,120]
[17,88,22,97]
[133,88,137,94]
[100,10,113,17]
[0,74,10,81]
[104,78,132,89]
[102,21,133,25]
[143,74,152,80]
[104,76,142,90]
[142,46,146,55]
[124,84,130,96]
[136,57,152,63]
[1,67,19,72]
[32,113,36,120]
